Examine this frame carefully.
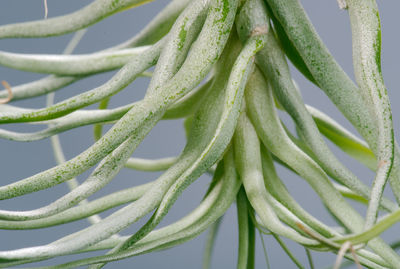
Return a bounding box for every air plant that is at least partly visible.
[0,0,399,268]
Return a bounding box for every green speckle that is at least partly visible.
[221,0,230,22]
[374,14,382,75]
[111,0,120,10]
[214,0,230,23]
[177,18,188,51]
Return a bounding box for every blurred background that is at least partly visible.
[0,0,399,268]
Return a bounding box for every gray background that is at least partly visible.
[0,0,399,268]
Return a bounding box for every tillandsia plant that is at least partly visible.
[0,0,400,268]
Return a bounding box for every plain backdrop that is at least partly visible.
[0,0,399,268]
